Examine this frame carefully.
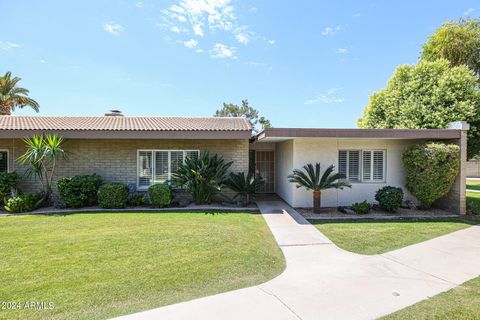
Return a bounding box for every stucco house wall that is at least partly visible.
[290,138,420,208]
[0,138,249,196]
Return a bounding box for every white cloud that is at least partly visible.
[135,1,143,8]
[0,41,21,50]
[464,8,475,15]
[352,12,362,18]
[103,23,124,36]
[321,25,344,36]
[193,24,204,36]
[335,48,348,54]
[268,39,275,45]
[305,88,346,105]
[171,26,181,33]
[163,0,236,36]
[249,7,257,13]
[235,33,249,45]
[184,38,198,48]
[210,43,236,59]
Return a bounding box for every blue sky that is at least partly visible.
[1,1,478,128]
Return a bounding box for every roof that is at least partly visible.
[0,116,252,139]
[254,127,463,142]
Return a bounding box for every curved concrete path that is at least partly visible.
[114,201,480,320]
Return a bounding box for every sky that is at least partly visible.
[1,0,478,128]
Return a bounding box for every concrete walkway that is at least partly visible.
[114,201,480,320]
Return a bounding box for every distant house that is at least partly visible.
[0,115,469,214]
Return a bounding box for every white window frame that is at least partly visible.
[0,149,9,173]
[339,149,386,183]
[137,149,200,189]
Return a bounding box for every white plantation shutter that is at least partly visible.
[338,151,347,178]
[155,151,169,182]
[170,151,184,177]
[137,150,200,188]
[339,149,386,182]
[362,151,372,181]
[373,151,385,181]
[138,151,153,187]
[348,151,360,182]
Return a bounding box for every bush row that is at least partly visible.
[56,174,173,209]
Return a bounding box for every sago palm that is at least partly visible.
[225,172,265,206]
[0,71,40,115]
[288,163,351,213]
[172,152,232,205]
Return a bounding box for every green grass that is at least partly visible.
[309,218,480,255]
[467,191,480,214]
[0,212,285,320]
[382,276,480,319]
[466,179,480,191]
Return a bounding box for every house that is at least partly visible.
[0,115,469,214]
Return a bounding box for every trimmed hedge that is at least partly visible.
[375,186,403,212]
[4,193,42,213]
[0,172,20,204]
[403,142,460,208]
[97,183,129,209]
[148,184,172,208]
[57,174,102,208]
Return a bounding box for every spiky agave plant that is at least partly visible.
[172,152,232,204]
[225,172,265,206]
[288,163,351,213]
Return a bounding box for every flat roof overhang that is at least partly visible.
[253,128,461,142]
[0,130,252,140]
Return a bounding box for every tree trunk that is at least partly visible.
[313,190,321,213]
[243,193,250,207]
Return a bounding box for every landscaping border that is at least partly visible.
[0,206,260,216]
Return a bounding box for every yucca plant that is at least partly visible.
[17,134,67,205]
[172,152,232,204]
[225,172,265,206]
[288,163,351,213]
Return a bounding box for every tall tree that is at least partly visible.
[0,72,40,115]
[214,99,271,133]
[358,59,480,159]
[421,18,480,76]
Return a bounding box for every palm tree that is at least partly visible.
[288,163,351,213]
[0,71,40,115]
[225,172,265,206]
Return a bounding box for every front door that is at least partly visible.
[255,151,275,193]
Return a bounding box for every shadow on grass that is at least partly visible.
[309,216,480,226]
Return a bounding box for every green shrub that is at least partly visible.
[351,201,371,214]
[127,193,146,207]
[97,183,128,209]
[375,186,404,212]
[4,193,43,213]
[403,142,460,208]
[148,184,172,208]
[0,172,20,203]
[57,174,102,208]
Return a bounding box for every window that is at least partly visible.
[0,150,8,173]
[338,150,385,182]
[137,150,199,188]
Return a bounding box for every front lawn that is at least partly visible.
[309,218,480,255]
[382,276,480,319]
[467,191,480,214]
[466,179,480,191]
[0,212,285,320]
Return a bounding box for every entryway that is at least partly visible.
[254,150,275,193]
